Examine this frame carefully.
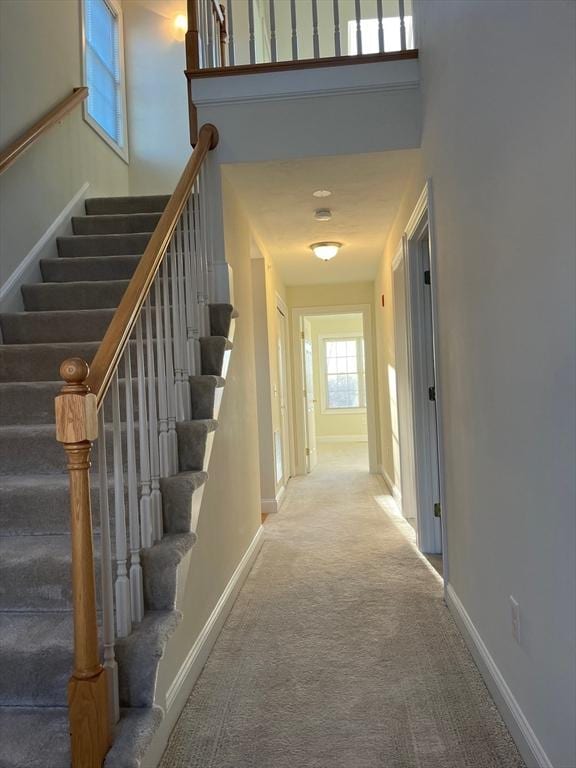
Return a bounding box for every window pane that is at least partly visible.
[86,0,116,72]
[327,373,360,408]
[86,48,118,140]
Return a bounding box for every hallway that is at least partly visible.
[161,446,524,768]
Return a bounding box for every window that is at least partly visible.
[322,336,366,411]
[347,17,414,55]
[82,0,128,160]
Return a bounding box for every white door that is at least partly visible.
[276,305,291,486]
[302,318,318,472]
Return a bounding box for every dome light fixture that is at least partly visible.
[310,242,342,261]
[313,189,332,198]
[314,208,332,221]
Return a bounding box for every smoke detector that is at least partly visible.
[314,208,332,221]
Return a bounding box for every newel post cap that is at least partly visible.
[55,358,98,443]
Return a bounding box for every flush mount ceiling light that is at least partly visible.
[310,242,342,261]
[313,189,332,198]
[314,208,332,221]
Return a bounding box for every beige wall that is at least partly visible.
[0,0,129,290]
[374,2,576,765]
[155,175,263,719]
[308,314,367,440]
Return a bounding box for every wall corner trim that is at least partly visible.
[446,583,554,768]
[380,467,402,510]
[165,525,264,713]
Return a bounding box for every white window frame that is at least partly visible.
[319,332,367,415]
[81,0,129,163]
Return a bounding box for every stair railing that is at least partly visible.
[55,122,219,768]
[186,0,228,70]
[0,87,88,175]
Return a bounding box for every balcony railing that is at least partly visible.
[187,0,415,73]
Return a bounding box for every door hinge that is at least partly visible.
[301,330,305,340]
[428,386,436,401]
[434,502,441,518]
[305,447,310,457]
[424,269,431,285]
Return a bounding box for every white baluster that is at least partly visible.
[144,296,163,542]
[333,0,341,56]
[248,0,256,64]
[111,370,131,638]
[399,0,406,50]
[187,195,203,374]
[176,220,192,419]
[198,169,211,335]
[135,316,154,549]
[227,0,235,65]
[290,0,298,60]
[269,0,277,62]
[207,0,215,67]
[312,0,320,59]
[124,344,144,623]
[161,255,179,473]
[97,409,120,723]
[377,0,384,52]
[154,278,171,477]
[355,0,362,55]
[170,240,186,422]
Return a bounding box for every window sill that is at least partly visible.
[321,407,367,416]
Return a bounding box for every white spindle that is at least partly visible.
[198,169,211,335]
[377,0,384,52]
[269,0,277,62]
[187,195,203,374]
[290,0,298,60]
[355,0,362,55]
[248,0,256,64]
[207,1,215,67]
[312,0,320,59]
[144,296,163,542]
[111,370,131,638]
[170,239,186,422]
[227,0,235,65]
[154,278,171,477]
[97,409,120,723]
[176,220,192,419]
[135,317,153,549]
[333,0,341,57]
[161,256,179,473]
[399,0,406,50]
[124,345,144,623]
[182,201,198,379]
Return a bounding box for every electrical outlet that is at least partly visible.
[510,596,521,644]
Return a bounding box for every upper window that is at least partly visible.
[347,17,414,55]
[322,336,366,411]
[82,0,128,160]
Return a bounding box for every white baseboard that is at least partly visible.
[0,182,90,314]
[446,583,553,768]
[317,435,368,443]
[380,466,402,510]
[262,484,287,515]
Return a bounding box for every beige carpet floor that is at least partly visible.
[160,443,525,768]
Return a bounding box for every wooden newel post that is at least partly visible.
[55,358,111,768]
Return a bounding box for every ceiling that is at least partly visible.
[222,150,420,286]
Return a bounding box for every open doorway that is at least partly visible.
[292,306,378,475]
[392,183,446,579]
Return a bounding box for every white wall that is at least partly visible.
[0,0,129,295]
[376,2,576,765]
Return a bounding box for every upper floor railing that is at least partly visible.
[187,0,415,73]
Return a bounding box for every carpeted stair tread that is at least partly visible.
[141,533,196,610]
[22,279,129,311]
[0,611,73,706]
[0,533,75,611]
[161,471,208,533]
[41,254,140,283]
[209,303,236,337]
[85,194,170,215]
[115,610,182,707]
[0,473,79,534]
[0,308,115,344]
[57,232,151,259]
[72,212,161,235]
[189,375,224,420]
[0,706,71,768]
[0,340,102,382]
[200,335,231,376]
[176,419,218,472]
[0,381,61,424]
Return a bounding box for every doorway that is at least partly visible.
[292,305,378,475]
[394,183,446,575]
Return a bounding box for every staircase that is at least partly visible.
[0,192,235,767]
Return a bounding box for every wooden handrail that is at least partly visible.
[0,87,88,175]
[85,122,219,407]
